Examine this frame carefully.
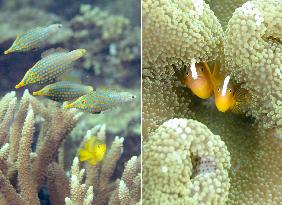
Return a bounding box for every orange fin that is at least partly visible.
[230,88,250,114]
[230,102,243,114]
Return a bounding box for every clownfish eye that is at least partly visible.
[185,72,189,76]
[217,87,220,92]
[229,89,232,93]
[200,67,204,72]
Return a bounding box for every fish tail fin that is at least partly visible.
[15,81,25,89]
[64,102,74,109]
[78,149,92,162]
[4,48,12,55]
[230,88,251,114]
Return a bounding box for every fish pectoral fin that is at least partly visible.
[41,47,69,58]
[235,88,251,104]
[60,71,81,83]
[89,158,98,166]
[230,102,244,114]
[78,149,92,161]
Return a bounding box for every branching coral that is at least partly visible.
[223,0,282,131]
[0,90,77,204]
[109,156,141,205]
[70,4,140,85]
[0,91,141,204]
[143,118,230,205]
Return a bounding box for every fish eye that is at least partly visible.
[229,89,232,93]
[217,87,220,92]
[81,100,87,104]
[185,72,189,76]
[200,67,204,72]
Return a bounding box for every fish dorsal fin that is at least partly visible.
[97,87,120,94]
[60,71,81,83]
[85,136,96,150]
[203,62,213,79]
[41,47,69,58]
[211,61,224,90]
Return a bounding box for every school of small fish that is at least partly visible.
[177,60,250,113]
[4,24,136,165]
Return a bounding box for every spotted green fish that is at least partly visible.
[33,81,94,102]
[15,48,87,89]
[64,89,136,113]
[4,24,62,55]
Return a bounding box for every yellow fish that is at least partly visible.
[78,136,106,166]
[174,60,213,99]
[211,62,250,113]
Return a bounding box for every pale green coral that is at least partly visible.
[70,4,140,85]
[142,0,223,78]
[207,0,248,30]
[223,0,282,131]
[142,77,194,137]
[142,0,282,204]
[0,7,72,44]
[143,118,230,205]
[194,106,282,205]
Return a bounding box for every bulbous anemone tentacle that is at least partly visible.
[224,0,282,131]
[143,118,231,205]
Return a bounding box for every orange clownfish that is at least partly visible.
[175,59,213,99]
[210,63,250,113]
